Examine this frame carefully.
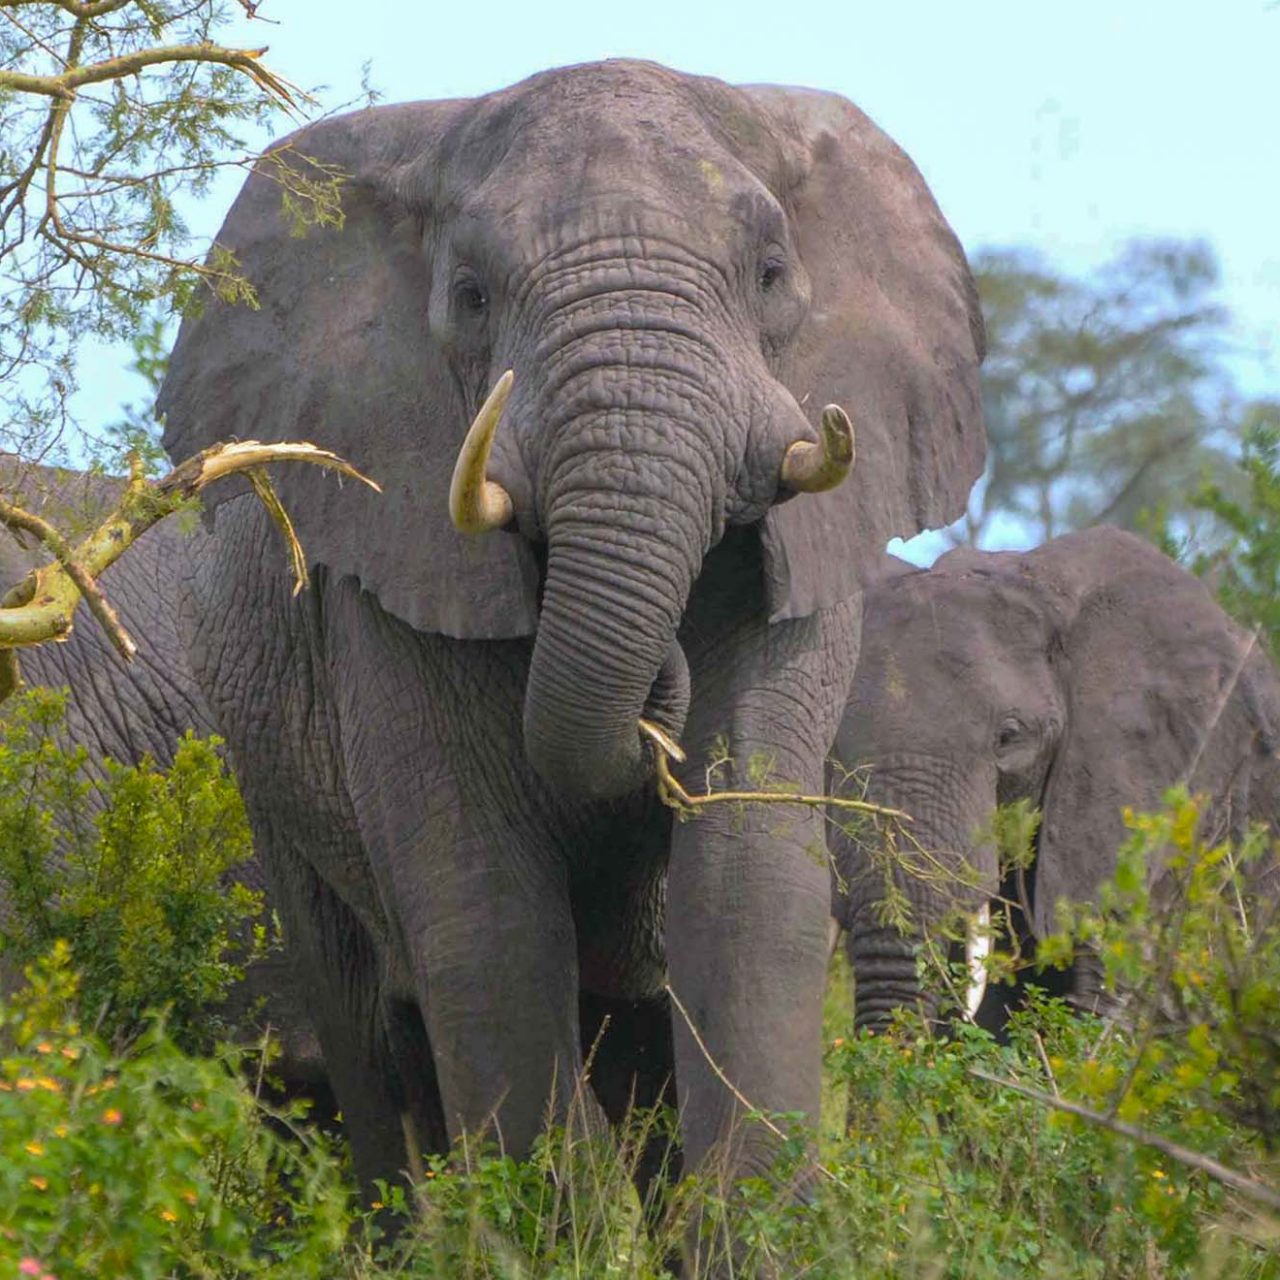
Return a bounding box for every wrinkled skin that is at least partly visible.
[832,528,1280,1031]
[0,463,322,1085]
[157,59,985,1206]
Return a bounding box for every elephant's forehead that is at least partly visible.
[444,65,768,228]
[867,577,1048,660]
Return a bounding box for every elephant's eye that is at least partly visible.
[996,718,1024,750]
[452,274,489,317]
[758,257,786,293]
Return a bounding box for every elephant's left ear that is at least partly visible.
[158,101,542,640]
[737,85,986,618]
[1034,534,1277,937]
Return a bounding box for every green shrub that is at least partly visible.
[0,687,265,1050]
[0,944,357,1280]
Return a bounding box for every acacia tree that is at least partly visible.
[957,239,1242,548]
[0,1,372,685]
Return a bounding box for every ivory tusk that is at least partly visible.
[779,403,855,494]
[966,902,991,1020]
[449,370,516,534]
[827,918,843,964]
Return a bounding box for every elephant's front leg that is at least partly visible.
[326,582,601,1155]
[670,593,861,1179]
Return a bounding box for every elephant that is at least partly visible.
[0,460,323,1088]
[830,526,1280,1032]
[156,58,986,1199]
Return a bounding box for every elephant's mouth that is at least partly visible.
[640,639,691,744]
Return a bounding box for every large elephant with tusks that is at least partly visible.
[158,60,985,1201]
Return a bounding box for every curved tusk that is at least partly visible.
[779,403,855,494]
[965,903,991,1020]
[827,918,843,964]
[449,370,516,534]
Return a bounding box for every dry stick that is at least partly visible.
[638,719,910,824]
[970,1068,1280,1214]
[664,982,836,1186]
[0,441,379,660]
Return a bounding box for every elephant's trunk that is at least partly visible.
[842,753,997,1029]
[848,925,935,1031]
[524,464,704,800]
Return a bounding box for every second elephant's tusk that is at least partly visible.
[780,404,855,494]
[449,370,516,534]
[966,903,991,1020]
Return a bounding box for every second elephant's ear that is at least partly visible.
[1034,534,1272,936]
[158,103,541,640]
[739,86,986,619]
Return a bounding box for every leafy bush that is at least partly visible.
[0,944,356,1280]
[0,687,266,1051]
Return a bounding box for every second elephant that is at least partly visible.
[832,527,1280,1030]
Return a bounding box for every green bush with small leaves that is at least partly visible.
[0,687,266,1051]
[2,697,1279,1277]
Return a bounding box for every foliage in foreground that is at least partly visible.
[3,740,1280,1276]
[0,687,264,1051]
[0,945,354,1280]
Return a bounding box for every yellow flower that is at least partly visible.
[370,1200,384,1210]
[160,1209,178,1223]
[25,1142,44,1156]
[35,1042,52,1055]
[181,1190,197,1205]
[59,1046,78,1060]
[100,1108,123,1126]
[830,1037,845,1048]
[29,1176,48,1191]
[53,1126,68,1139]
[15,1079,37,1092]
[35,1078,60,1093]
[1151,1169,1166,1180]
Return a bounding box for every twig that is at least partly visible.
[1032,1031,1060,1098]
[638,719,911,824]
[0,440,379,665]
[663,981,836,1185]
[970,1067,1280,1213]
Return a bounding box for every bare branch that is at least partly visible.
[0,441,379,668]
[971,1068,1280,1214]
[0,43,307,112]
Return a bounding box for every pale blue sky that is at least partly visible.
[78,0,1280,556]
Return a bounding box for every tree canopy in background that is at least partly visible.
[0,0,341,470]
[960,239,1256,550]
[0,2,375,669]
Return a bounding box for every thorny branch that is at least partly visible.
[637,718,912,825]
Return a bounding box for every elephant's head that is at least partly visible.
[835,527,1280,1028]
[159,60,985,801]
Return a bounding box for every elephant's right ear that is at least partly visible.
[734,85,986,616]
[158,103,542,640]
